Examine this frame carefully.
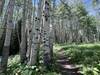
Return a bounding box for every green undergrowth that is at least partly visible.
[6,43,100,75]
[54,43,100,75]
[7,55,61,75]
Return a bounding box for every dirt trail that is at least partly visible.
[55,49,83,75]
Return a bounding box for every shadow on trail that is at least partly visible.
[55,49,83,75]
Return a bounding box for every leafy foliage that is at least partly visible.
[6,55,60,75]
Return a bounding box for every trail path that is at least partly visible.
[55,49,83,75]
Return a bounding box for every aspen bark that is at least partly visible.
[26,0,33,63]
[42,0,51,69]
[0,0,15,73]
[0,0,5,15]
[20,0,27,64]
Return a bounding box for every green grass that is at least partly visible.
[54,43,100,75]
[54,43,100,50]
[54,43,100,64]
[45,72,61,75]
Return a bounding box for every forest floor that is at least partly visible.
[55,49,82,75]
[5,43,100,75]
[54,44,82,75]
[54,43,100,75]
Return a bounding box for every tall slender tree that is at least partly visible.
[49,0,56,64]
[0,0,5,15]
[26,0,33,63]
[20,0,27,64]
[0,0,15,73]
[28,0,42,65]
[42,0,52,69]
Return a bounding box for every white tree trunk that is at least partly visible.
[0,0,15,73]
[28,0,42,65]
[0,0,5,15]
[42,0,52,69]
[20,0,27,64]
[26,0,33,63]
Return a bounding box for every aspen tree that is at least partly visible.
[42,0,52,69]
[0,0,15,73]
[20,0,27,64]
